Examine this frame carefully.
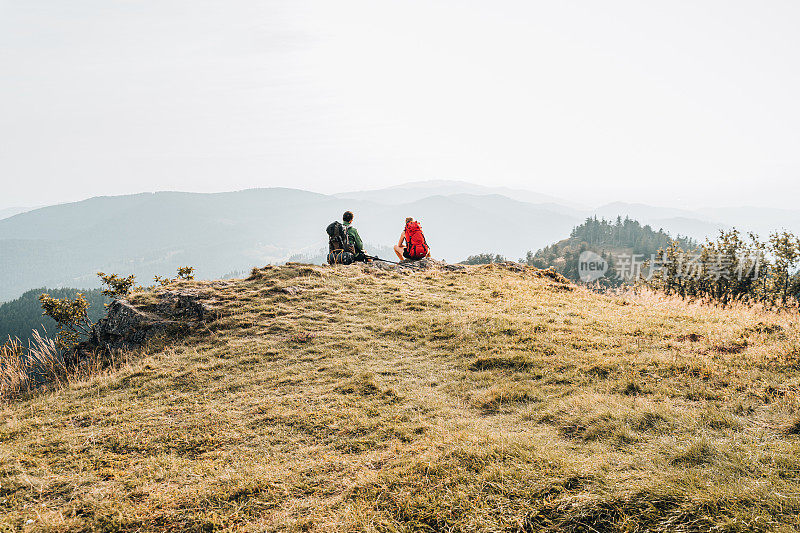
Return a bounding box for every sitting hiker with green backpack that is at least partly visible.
[394,217,430,261]
[327,211,370,264]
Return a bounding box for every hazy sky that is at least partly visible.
[2,1,798,209]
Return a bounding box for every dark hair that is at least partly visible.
[343,211,354,223]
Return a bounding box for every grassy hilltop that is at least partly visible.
[2,263,800,532]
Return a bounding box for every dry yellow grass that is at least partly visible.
[2,263,800,532]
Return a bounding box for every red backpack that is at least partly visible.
[404,221,429,259]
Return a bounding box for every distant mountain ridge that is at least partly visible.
[0,180,798,302]
[335,179,586,209]
[0,206,39,220]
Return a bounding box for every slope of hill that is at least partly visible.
[645,216,727,242]
[2,263,799,531]
[591,202,708,222]
[0,206,38,220]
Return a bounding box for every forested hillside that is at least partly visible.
[525,216,696,284]
[0,288,108,345]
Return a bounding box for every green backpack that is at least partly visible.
[326,221,355,265]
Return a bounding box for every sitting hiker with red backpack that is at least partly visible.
[327,211,370,264]
[394,217,430,261]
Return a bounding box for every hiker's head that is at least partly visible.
[405,217,414,225]
[343,211,354,224]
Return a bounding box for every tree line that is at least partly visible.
[0,288,108,346]
[523,217,696,286]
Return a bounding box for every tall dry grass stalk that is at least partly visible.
[1,330,71,401]
[27,329,69,387]
[0,337,28,400]
[1,329,132,402]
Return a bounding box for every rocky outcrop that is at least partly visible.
[365,258,467,273]
[86,299,173,354]
[154,289,217,321]
[75,289,219,359]
[494,260,527,273]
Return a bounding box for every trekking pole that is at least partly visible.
[366,255,401,265]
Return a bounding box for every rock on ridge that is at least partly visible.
[75,289,219,360]
[88,299,172,353]
[364,258,467,272]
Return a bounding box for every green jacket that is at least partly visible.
[343,222,363,253]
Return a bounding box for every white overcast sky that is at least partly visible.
[1,0,798,209]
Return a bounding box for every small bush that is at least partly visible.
[460,253,506,265]
[98,272,136,298]
[176,266,195,280]
[154,266,196,287]
[39,292,93,352]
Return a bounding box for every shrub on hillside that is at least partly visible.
[39,292,93,352]
[461,253,506,265]
[98,272,136,298]
[646,229,800,307]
